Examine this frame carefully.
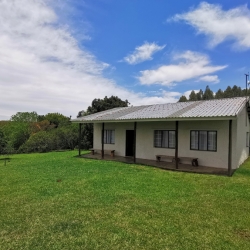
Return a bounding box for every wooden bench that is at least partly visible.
[156,155,174,162]
[156,155,199,166]
[175,157,199,166]
[89,148,115,157]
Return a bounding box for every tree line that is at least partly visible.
[0,96,129,155]
[178,85,249,102]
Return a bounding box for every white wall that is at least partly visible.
[92,113,249,169]
[235,107,249,168]
[93,122,133,156]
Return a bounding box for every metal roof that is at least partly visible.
[72,97,249,123]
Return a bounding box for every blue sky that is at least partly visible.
[0,0,250,119]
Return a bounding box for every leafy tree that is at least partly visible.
[82,96,129,116]
[77,96,130,149]
[10,112,38,122]
[44,113,70,128]
[0,129,6,154]
[203,85,214,100]
[19,131,53,153]
[1,122,30,151]
[189,91,197,101]
[178,95,188,102]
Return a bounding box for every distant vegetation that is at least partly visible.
[0,96,129,154]
[179,85,249,102]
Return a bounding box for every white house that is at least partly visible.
[72,97,250,176]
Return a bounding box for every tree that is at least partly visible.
[215,89,224,99]
[0,129,6,154]
[77,96,130,149]
[224,86,233,98]
[231,85,242,97]
[178,95,188,102]
[10,112,38,122]
[189,91,197,101]
[44,113,70,128]
[85,96,129,115]
[203,85,214,100]
[196,89,203,100]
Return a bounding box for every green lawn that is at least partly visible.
[0,151,250,250]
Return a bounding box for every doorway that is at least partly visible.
[126,130,134,156]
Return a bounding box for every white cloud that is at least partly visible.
[138,51,226,86]
[197,75,219,83]
[0,0,176,120]
[123,42,165,64]
[171,2,250,49]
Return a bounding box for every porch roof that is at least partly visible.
[72,97,249,123]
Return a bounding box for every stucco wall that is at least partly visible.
[93,122,133,156]
[235,107,249,168]
[93,114,249,169]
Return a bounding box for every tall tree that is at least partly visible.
[196,89,203,100]
[178,95,188,102]
[231,85,242,97]
[203,85,214,100]
[189,91,197,101]
[215,89,224,99]
[224,86,233,98]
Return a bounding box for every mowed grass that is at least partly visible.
[0,151,250,249]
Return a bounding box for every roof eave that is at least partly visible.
[71,115,238,123]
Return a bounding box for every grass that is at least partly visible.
[0,151,250,249]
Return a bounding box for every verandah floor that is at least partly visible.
[80,153,230,176]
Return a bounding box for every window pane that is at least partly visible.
[199,131,207,150]
[169,131,176,148]
[162,131,168,148]
[111,130,115,144]
[191,131,198,150]
[208,131,216,151]
[104,130,115,144]
[154,130,161,147]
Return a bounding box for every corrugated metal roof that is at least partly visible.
[72,97,249,122]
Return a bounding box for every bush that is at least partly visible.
[19,131,53,153]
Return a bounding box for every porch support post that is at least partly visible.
[228,120,232,176]
[175,121,179,169]
[133,122,137,163]
[102,122,104,159]
[78,123,82,156]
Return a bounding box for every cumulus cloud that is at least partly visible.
[138,50,226,86]
[170,2,250,49]
[197,75,219,83]
[123,42,165,64]
[0,0,176,120]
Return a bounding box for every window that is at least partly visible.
[247,132,249,147]
[154,130,175,148]
[103,130,115,144]
[190,130,217,151]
